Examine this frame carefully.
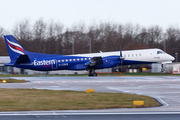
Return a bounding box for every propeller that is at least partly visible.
[119,46,125,72]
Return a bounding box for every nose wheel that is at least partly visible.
[161,64,165,72]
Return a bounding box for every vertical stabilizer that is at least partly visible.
[4,35,26,63]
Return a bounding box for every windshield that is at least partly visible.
[157,51,165,54]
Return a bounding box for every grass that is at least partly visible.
[0,79,27,83]
[0,89,160,111]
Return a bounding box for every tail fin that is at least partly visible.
[4,35,27,63]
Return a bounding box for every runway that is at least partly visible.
[0,76,180,119]
[0,111,180,120]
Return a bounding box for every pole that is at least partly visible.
[175,53,178,62]
[164,39,166,52]
[89,38,91,53]
[72,37,74,54]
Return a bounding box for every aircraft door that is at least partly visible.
[52,59,57,69]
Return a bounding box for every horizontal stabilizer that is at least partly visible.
[15,55,31,64]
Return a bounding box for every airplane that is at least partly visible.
[4,35,175,76]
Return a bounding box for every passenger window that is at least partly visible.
[128,54,130,57]
[139,53,141,56]
[81,58,83,60]
[77,59,79,61]
[62,60,64,62]
[136,54,137,56]
[58,60,60,62]
[70,59,72,61]
[66,59,68,62]
[73,59,75,61]
[85,58,87,60]
[132,54,133,57]
[89,58,91,60]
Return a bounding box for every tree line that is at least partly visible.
[0,19,179,61]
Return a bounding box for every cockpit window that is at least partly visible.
[157,51,165,54]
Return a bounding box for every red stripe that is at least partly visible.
[43,65,51,67]
[7,41,25,53]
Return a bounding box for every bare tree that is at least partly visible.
[54,22,64,54]
[165,27,180,59]
[62,29,72,55]
[0,27,9,55]
[33,18,47,53]
[12,19,33,51]
[147,26,163,48]
[0,18,179,62]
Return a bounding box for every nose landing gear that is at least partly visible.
[161,64,165,72]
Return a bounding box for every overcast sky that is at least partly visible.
[1,0,180,30]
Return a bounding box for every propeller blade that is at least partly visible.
[120,46,122,57]
[120,60,123,71]
[120,46,123,72]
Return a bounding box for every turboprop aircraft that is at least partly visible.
[4,35,174,76]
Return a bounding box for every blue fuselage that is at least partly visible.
[8,55,154,71]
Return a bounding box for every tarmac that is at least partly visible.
[0,76,180,119]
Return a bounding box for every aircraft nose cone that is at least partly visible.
[170,55,175,61]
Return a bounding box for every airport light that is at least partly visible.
[2,80,6,83]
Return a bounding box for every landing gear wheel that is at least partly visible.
[88,69,97,77]
[93,73,97,76]
[89,73,93,76]
[161,64,164,73]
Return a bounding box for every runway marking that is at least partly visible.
[107,87,169,107]
[35,115,40,118]
[0,111,180,116]
[156,97,169,107]
[61,115,67,118]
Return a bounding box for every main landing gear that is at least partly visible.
[88,69,97,76]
